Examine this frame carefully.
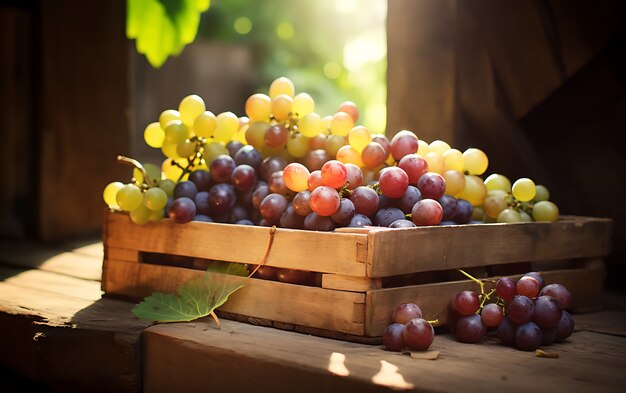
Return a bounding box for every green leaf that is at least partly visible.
[132,265,245,323]
[127,0,211,68]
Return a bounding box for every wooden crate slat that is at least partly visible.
[366,216,612,277]
[321,274,382,292]
[104,259,366,336]
[364,262,605,337]
[105,211,368,276]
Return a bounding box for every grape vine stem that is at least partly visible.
[248,226,277,278]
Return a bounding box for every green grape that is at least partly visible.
[325,134,348,158]
[330,112,354,137]
[144,187,168,211]
[443,170,466,196]
[429,140,451,155]
[458,175,487,206]
[178,94,206,127]
[520,210,533,222]
[133,163,161,186]
[130,202,152,225]
[292,92,315,117]
[417,140,431,156]
[271,94,293,122]
[144,122,165,148]
[483,189,509,218]
[534,185,550,202]
[533,201,559,222]
[245,93,272,122]
[471,206,485,221]
[159,179,176,197]
[484,173,512,192]
[194,111,217,138]
[245,121,269,150]
[424,152,444,174]
[348,126,372,153]
[161,140,181,159]
[287,133,310,158]
[269,76,295,98]
[298,112,324,137]
[497,208,522,223]
[202,141,229,164]
[233,123,249,145]
[463,148,489,175]
[512,178,536,202]
[213,112,239,143]
[159,109,180,129]
[149,208,165,222]
[164,120,190,144]
[103,181,124,208]
[116,184,143,211]
[176,140,197,158]
[443,148,464,172]
[322,115,332,132]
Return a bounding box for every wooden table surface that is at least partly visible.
[1,238,625,393]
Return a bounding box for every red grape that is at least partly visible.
[480,303,503,327]
[411,199,443,226]
[452,290,480,316]
[514,322,542,351]
[307,170,324,191]
[402,318,434,351]
[310,186,341,216]
[539,283,571,309]
[390,130,419,161]
[417,172,446,200]
[506,295,534,324]
[383,323,406,351]
[379,167,409,198]
[495,277,517,302]
[532,295,562,328]
[517,275,541,298]
[392,303,423,324]
[321,160,348,189]
[456,314,486,343]
[349,186,379,217]
[398,154,429,184]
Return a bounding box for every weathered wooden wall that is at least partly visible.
[387,0,626,288]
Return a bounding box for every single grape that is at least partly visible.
[374,207,406,227]
[484,173,512,192]
[245,121,269,151]
[159,109,180,129]
[458,175,487,206]
[103,181,124,208]
[324,135,347,158]
[283,163,310,192]
[264,124,289,148]
[269,76,295,98]
[429,140,451,155]
[229,204,250,223]
[462,148,488,175]
[480,303,504,327]
[338,101,359,123]
[350,186,380,217]
[443,170,466,196]
[310,186,341,216]
[164,120,190,144]
[438,195,459,221]
[245,93,272,122]
[524,272,545,288]
[392,303,423,324]
[497,316,517,346]
[231,164,257,193]
[452,290,480,316]
[207,183,237,215]
[130,203,152,225]
[259,156,287,181]
[443,148,464,172]
[383,323,406,351]
[516,275,541,298]
[143,122,165,148]
[453,199,473,224]
[335,145,364,167]
[279,204,305,229]
[270,94,293,122]
[251,184,269,210]
[417,172,446,200]
[497,208,522,223]
[533,296,562,328]
[556,310,575,341]
[259,193,289,224]
[411,199,443,226]
[533,185,550,202]
[173,181,198,200]
[348,213,372,227]
[158,179,176,197]
[331,198,356,226]
[389,219,416,228]
[495,277,517,302]
[344,163,364,190]
[287,133,310,158]
[298,112,324,138]
[456,314,486,343]
[226,141,244,158]
[423,152,444,174]
[303,212,336,231]
[361,142,387,169]
[304,149,330,171]
[116,184,143,211]
[144,187,168,211]
[169,197,196,224]
[397,185,422,214]
[348,125,372,153]
[512,178,536,202]
[371,134,391,158]
[307,170,324,191]
[210,155,237,183]
[539,283,571,309]
[321,160,348,189]
[402,318,435,351]
[507,295,534,324]
[390,130,419,161]
[514,322,542,351]
[398,154,429,185]
[379,167,410,198]
[194,111,217,138]
[234,145,262,170]
[532,201,559,222]
[189,169,212,192]
[178,94,205,127]
[330,111,354,137]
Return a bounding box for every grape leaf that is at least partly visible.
[127,0,211,68]
[132,263,246,323]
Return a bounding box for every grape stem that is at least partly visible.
[209,311,221,328]
[248,226,277,278]
[427,319,440,327]
[457,269,485,295]
[117,155,158,187]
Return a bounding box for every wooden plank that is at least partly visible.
[144,317,626,393]
[365,263,605,337]
[103,259,366,336]
[105,211,368,276]
[106,247,139,263]
[322,274,382,292]
[367,216,612,277]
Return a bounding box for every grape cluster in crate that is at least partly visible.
[103,77,560,230]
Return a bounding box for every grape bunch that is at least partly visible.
[382,303,437,352]
[450,271,575,351]
[103,75,560,229]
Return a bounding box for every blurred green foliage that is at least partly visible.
[198,0,387,131]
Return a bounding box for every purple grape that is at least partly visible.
[251,184,269,210]
[231,164,257,192]
[392,303,422,324]
[169,197,196,224]
[438,195,459,221]
[208,183,236,215]
[226,140,244,157]
[259,193,289,224]
[303,212,336,231]
[403,318,434,351]
[532,296,562,328]
[234,145,262,170]
[556,310,574,341]
[389,219,416,228]
[173,181,198,200]
[194,191,211,215]
[495,277,517,302]
[497,316,517,346]
[541,327,558,346]
[378,194,398,210]
[396,185,421,214]
[514,322,542,351]
[348,213,372,227]
[539,283,571,309]
[229,204,250,223]
[210,155,237,183]
[193,214,213,223]
[293,191,312,217]
[331,198,356,226]
[349,186,379,217]
[259,156,287,181]
[455,314,486,343]
[188,170,212,192]
[383,323,406,351]
[279,204,305,229]
[235,219,254,225]
[374,207,406,227]
[417,172,446,200]
[268,170,291,196]
[480,303,503,327]
[452,290,480,316]
[507,295,534,324]
[453,198,473,224]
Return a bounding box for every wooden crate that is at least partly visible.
[102,210,612,342]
